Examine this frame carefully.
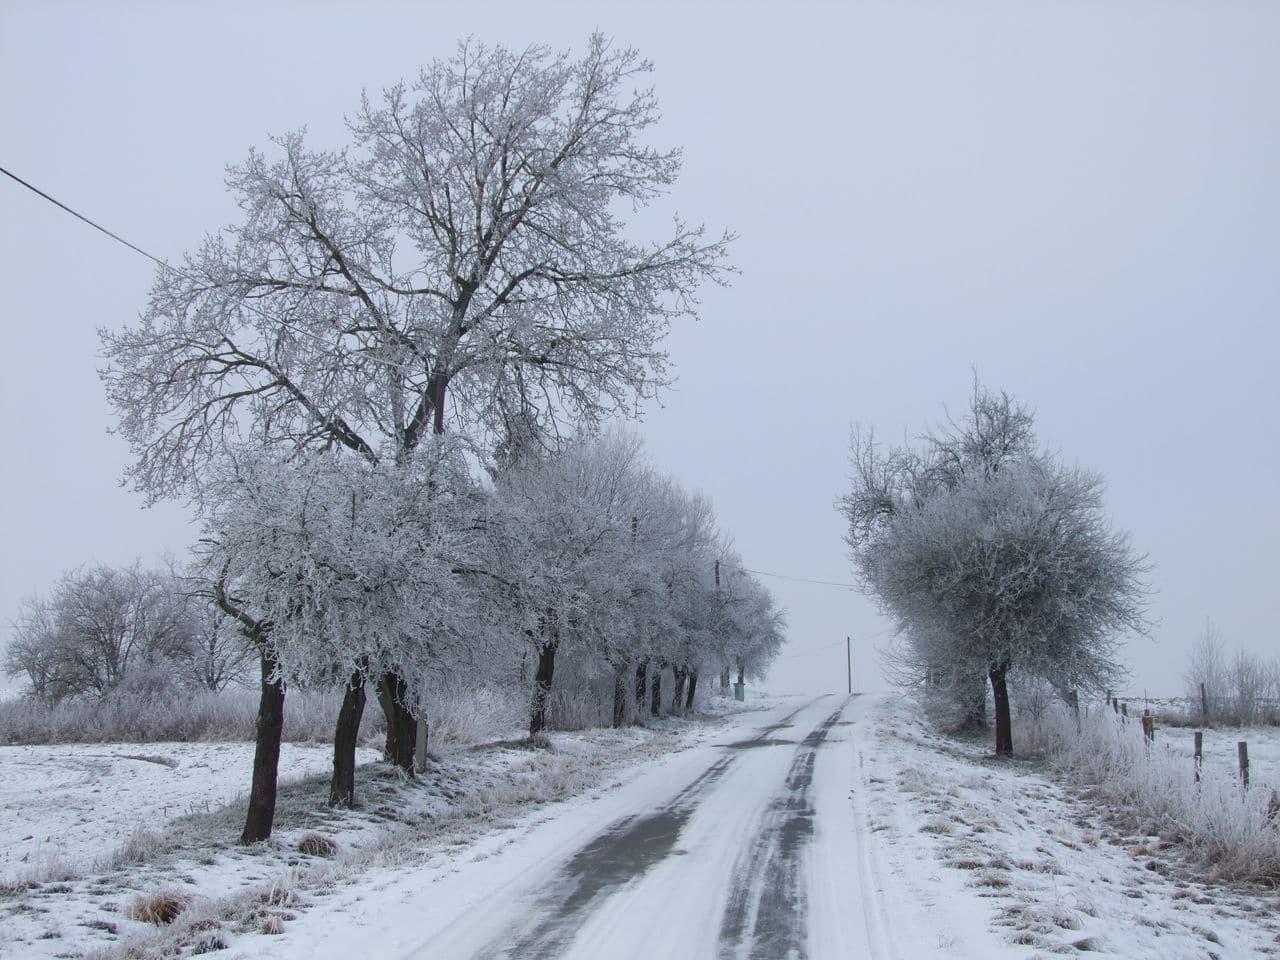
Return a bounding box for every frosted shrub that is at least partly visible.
[428,687,523,751]
[1042,706,1280,882]
[549,683,611,732]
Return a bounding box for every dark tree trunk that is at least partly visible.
[612,664,628,728]
[989,662,1013,757]
[650,667,662,717]
[671,667,687,714]
[329,670,367,807]
[530,639,558,736]
[686,671,698,711]
[378,671,417,774]
[241,649,286,843]
[720,667,731,693]
[635,660,649,721]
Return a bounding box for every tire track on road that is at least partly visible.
[717,702,849,960]
[476,700,820,960]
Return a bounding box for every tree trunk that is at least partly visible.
[650,666,662,717]
[530,639,558,736]
[686,671,698,711]
[635,660,648,721]
[612,664,628,728]
[329,670,366,807]
[671,667,687,714]
[241,649,286,843]
[378,671,417,774]
[720,667,730,694]
[989,663,1013,757]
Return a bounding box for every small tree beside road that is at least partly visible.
[840,385,1150,755]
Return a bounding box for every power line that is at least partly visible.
[2,162,346,353]
[741,567,856,589]
[1,164,169,269]
[773,628,893,661]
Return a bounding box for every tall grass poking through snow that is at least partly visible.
[1037,705,1280,883]
[0,687,383,745]
[0,683,528,751]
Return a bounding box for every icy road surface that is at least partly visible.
[266,695,893,960]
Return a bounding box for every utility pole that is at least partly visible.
[846,636,852,695]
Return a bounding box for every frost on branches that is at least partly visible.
[202,439,486,817]
[100,33,732,506]
[95,33,742,843]
[840,384,1150,755]
[487,431,785,736]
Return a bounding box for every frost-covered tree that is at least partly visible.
[482,430,783,731]
[100,33,730,782]
[841,385,1150,755]
[644,486,722,714]
[201,440,483,836]
[169,595,255,693]
[718,568,786,690]
[1183,619,1228,725]
[489,431,651,735]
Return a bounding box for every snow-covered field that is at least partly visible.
[1155,722,1280,788]
[0,742,380,882]
[2,695,1278,959]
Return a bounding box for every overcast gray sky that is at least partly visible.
[2,1,1276,698]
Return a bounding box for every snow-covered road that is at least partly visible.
[263,694,882,960]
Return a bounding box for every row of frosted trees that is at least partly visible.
[95,36,780,841]
[204,432,783,824]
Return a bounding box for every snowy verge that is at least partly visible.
[0,697,775,960]
[855,696,1280,959]
[1038,706,1280,884]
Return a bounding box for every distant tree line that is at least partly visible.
[5,561,251,701]
[1183,619,1280,727]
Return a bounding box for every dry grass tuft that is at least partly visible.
[296,832,338,857]
[126,888,191,925]
[260,915,285,935]
[191,933,228,954]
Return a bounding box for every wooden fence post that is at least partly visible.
[1193,730,1202,783]
[1238,741,1250,790]
[1141,710,1154,743]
